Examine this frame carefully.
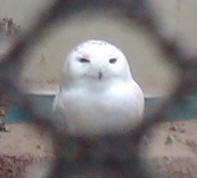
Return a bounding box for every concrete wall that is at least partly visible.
[0,0,196,96]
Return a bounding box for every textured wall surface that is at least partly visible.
[0,0,196,96]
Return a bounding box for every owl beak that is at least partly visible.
[98,72,103,80]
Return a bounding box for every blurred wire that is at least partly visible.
[0,0,197,177]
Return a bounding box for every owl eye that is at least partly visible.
[109,58,117,64]
[79,58,90,63]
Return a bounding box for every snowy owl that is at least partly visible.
[53,40,144,136]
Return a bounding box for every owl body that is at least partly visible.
[53,40,144,136]
[54,79,144,135]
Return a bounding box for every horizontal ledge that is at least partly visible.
[3,94,197,123]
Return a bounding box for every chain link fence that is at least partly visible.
[0,0,197,177]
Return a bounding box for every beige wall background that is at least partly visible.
[0,0,196,96]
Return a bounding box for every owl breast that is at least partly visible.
[57,81,144,135]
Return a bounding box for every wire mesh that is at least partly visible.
[0,0,197,177]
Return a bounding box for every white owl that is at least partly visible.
[53,40,144,136]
